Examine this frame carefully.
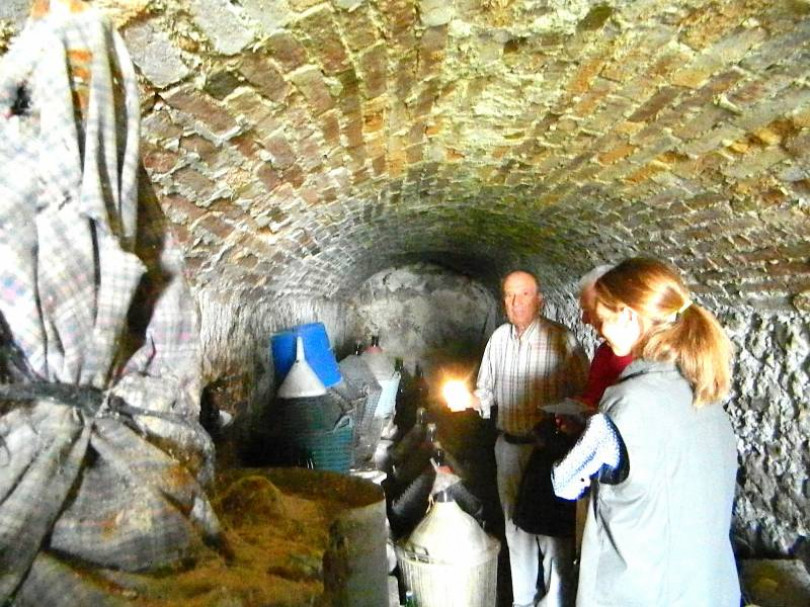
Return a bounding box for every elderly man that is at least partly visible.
[472,270,589,607]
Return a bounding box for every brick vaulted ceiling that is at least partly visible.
[3,0,810,305]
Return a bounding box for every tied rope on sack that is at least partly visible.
[0,1,221,604]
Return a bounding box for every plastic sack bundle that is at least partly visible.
[0,1,220,604]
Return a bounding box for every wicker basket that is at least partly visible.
[272,393,344,433]
[327,382,367,452]
[292,415,354,473]
[394,538,500,607]
[338,356,383,461]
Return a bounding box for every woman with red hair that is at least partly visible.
[553,258,739,607]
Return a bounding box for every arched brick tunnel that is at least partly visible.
[2,0,809,569]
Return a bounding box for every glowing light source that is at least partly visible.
[442,380,472,412]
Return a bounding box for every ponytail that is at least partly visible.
[595,258,733,407]
[641,304,732,406]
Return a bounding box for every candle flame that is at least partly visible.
[442,380,472,412]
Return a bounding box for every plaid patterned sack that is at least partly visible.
[0,1,220,604]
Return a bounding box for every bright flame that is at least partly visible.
[442,380,472,412]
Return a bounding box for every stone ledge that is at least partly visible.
[740,559,810,607]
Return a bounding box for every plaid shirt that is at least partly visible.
[475,317,588,436]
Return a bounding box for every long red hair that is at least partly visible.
[594,258,732,406]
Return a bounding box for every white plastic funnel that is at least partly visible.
[277,336,327,398]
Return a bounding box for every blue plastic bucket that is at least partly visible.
[271,322,342,388]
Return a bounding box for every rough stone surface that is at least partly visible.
[240,0,294,32]
[420,0,455,27]
[739,559,810,607]
[2,0,809,561]
[123,20,190,88]
[723,309,810,557]
[348,263,498,373]
[196,287,356,420]
[0,0,28,50]
[0,0,28,24]
[189,0,255,55]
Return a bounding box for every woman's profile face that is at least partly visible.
[594,302,641,357]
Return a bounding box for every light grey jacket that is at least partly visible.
[576,360,740,607]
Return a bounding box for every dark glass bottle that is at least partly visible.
[413,363,428,406]
[364,334,382,353]
[404,590,417,607]
[433,446,445,466]
[425,422,437,444]
[390,406,427,469]
[393,357,414,433]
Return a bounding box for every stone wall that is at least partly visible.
[725,308,810,557]
[348,262,499,374]
[195,282,356,417]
